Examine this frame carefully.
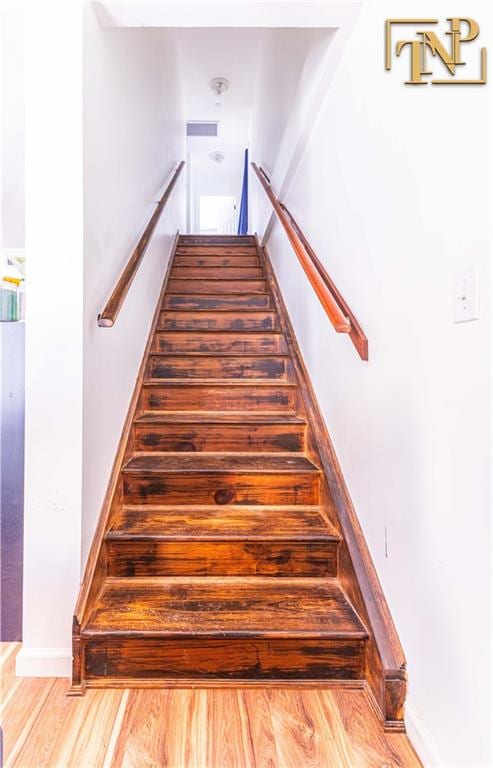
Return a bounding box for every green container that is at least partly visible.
[0,283,18,321]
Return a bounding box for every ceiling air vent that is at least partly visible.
[187,121,219,137]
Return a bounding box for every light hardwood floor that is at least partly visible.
[0,643,422,767]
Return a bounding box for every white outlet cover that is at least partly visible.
[453,265,479,323]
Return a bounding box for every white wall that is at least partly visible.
[250,28,323,176]
[18,1,84,677]
[0,9,25,249]
[19,2,185,677]
[249,24,346,237]
[177,28,261,233]
[252,4,491,767]
[82,5,185,566]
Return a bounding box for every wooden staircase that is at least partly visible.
[73,234,406,732]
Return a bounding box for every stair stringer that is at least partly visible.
[69,232,180,695]
[257,237,407,733]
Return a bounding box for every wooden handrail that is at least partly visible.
[98,161,185,327]
[251,162,368,360]
[281,204,369,361]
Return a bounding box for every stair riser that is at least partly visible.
[176,246,257,256]
[106,540,338,577]
[178,236,255,243]
[122,472,320,505]
[140,385,297,411]
[171,267,263,279]
[152,333,288,355]
[84,637,365,681]
[146,356,293,381]
[163,295,272,310]
[174,256,259,268]
[168,279,267,294]
[158,311,280,332]
[134,422,305,452]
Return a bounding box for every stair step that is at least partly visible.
[176,246,257,256]
[134,411,306,452]
[158,310,280,332]
[178,236,255,245]
[163,294,272,310]
[171,266,263,279]
[151,332,287,355]
[146,355,294,381]
[109,505,334,539]
[121,454,320,505]
[174,255,260,268]
[135,411,304,423]
[84,577,365,637]
[83,578,366,681]
[106,506,339,577]
[168,279,267,295]
[123,454,319,474]
[74,234,375,694]
[140,381,298,411]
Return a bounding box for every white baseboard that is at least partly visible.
[406,702,492,768]
[15,646,72,678]
[406,699,447,767]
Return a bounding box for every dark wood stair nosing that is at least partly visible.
[148,352,290,357]
[133,412,306,425]
[121,456,321,474]
[82,629,369,641]
[141,379,298,387]
[105,532,340,542]
[119,503,323,510]
[169,277,265,282]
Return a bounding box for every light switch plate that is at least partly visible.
[453,265,479,323]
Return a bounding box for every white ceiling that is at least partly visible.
[178,28,261,199]
[97,2,358,30]
[94,0,360,209]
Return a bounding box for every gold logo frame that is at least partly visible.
[385,18,487,85]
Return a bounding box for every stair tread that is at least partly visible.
[166,293,271,297]
[123,454,319,474]
[83,577,367,639]
[107,506,338,541]
[135,412,305,425]
[160,304,272,308]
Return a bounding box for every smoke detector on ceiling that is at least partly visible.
[209,77,229,97]
[210,151,225,164]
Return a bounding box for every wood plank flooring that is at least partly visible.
[0,644,422,767]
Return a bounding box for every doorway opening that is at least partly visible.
[199,194,237,235]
